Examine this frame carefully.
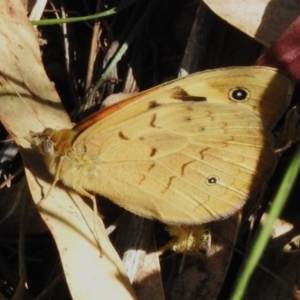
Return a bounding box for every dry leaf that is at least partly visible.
[0,1,136,299]
[203,0,300,46]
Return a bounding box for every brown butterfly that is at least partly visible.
[31,67,293,225]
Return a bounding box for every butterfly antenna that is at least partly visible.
[2,74,47,128]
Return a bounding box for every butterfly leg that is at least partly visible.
[42,155,103,252]
[73,186,103,253]
[36,156,64,204]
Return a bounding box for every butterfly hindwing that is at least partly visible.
[69,102,275,224]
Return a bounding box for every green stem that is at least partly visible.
[31,0,136,25]
[230,142,300,300]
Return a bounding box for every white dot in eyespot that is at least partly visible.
[229,87,250,102]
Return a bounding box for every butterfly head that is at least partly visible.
[29,128,78,157]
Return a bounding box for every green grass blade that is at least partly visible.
[31,0,136,25]
[230,142,300,300]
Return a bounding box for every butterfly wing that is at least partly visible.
[44,67,291,224]
[74,67,292,136]
[64,102,275,224]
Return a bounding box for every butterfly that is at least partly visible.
[31,66,293,225]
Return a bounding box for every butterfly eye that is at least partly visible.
[206,176,218,185]
[229,87,250,102]
[42,137,54,154]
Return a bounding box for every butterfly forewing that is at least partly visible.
[74,67,292,137]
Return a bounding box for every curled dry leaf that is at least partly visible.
[203,0,300,47]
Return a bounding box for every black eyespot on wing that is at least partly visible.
[229,87,250,102]
[206,176,218,185]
